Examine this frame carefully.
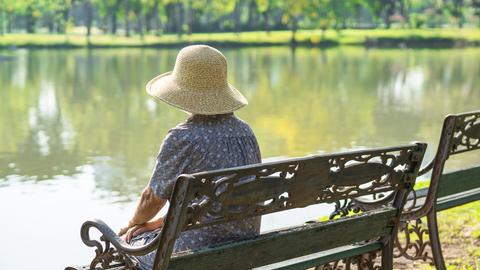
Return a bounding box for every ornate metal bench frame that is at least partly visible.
[72,143,427,270]
[400,110,480,269]
[352,110,480,269]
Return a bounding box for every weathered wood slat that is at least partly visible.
[168,207,396,270]
[253,242,383,270]
[436,187,480,211]
[407,167,480,212]
[437,166,480,198]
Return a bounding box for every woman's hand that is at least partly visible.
[118,220,136,237]
[123,217,165,243]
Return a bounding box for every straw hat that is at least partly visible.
[146,45,248,115]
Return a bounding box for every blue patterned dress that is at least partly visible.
[130,113,262,269]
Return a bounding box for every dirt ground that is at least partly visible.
[394,201,480,269]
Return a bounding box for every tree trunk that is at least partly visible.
[176,2,184,38]
[6,12,11,33]
[188,5,194,35]
[47,16,55,33]
[233,1,241,34]
[165,3,174,33]
[0,9,3,35]
[263,11,270,33]
[155,14,162,36]
[152,0,162,37]
[145,9,154,33]
[399,0,408,28]
[153,0,161,36]
[25,6,36,33]
[111,12,118,34]
[57,6,70,34]
[206,0,212,32]
[290,16,298,45]
[136,10,144,38]
[383,0,395,29]
[247,0,258,30]
[125,1,131,37]
[84,0,93,37]
[455,0,464,28]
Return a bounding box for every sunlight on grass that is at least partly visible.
[422,201,480,269]
[1,29,480,48]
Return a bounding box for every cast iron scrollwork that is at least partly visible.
[184,145,417,230]
[330,199,366,220]
[79,219,161,270]
[450,112,480,154]
[393,219,433,263]
[88,239,136,270]
[389,111,480,266]
[75,144,424,270]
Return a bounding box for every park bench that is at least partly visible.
[348,110,480,269]
[393,110,480,269]
[69,143,427,270]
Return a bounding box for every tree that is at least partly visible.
[444,0,465,28]
[281,0,308,43]
[256,0,281,33]
[361,0,383,27]
[124,0,131,36]
[0,0,4,34]
[473,0,480,27]
[95,0,122,34]
[84,0,93,37]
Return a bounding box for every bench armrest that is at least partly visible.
[80,219,161,269]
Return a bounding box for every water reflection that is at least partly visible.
[1,47,479,269]
[0,47,479,197]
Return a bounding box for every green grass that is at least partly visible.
[424,201,480,269]
[1,28,480,48]
[395,179,479,269]
[315,179,479,269]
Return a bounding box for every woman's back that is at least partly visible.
[132,113,261,269]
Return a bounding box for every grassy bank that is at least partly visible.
[396,181,480,269]
[1,29,480,48]
[411,201,480,269]
[317,179,480,269]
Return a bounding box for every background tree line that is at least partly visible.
[0,0,480,37]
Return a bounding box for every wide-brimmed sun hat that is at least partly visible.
[146,45,248,115]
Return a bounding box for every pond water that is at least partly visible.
[0,47,479,269]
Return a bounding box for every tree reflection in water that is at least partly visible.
[0,47,479,198]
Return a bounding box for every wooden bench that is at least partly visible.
[69,143,427,270]
[350,110,480,270]
[395,111,480,269]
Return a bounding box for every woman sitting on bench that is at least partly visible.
[118,45,262,270]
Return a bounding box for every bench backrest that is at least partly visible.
[402,110,480,220]
[153,143,426,269]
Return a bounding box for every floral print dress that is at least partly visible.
[130,113,262,270]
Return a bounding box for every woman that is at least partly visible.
[118,45,262,269]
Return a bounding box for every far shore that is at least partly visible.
[1,29,480,49]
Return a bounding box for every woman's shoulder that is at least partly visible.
[167,114,255,139]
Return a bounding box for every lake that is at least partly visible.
[0,47,479,269]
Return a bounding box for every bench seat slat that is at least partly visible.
[407,167,480,212]
[436,187,480,211]
[438,166,480,198]
[253,242,383,270]
[408,187,479,212]
[168,207,396,270]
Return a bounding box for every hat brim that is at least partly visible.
[146,71,248,115]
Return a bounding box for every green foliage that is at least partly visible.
[2,0,480,37]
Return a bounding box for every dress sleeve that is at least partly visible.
[148,130,193,200]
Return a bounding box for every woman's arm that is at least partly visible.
[119,186,167,237]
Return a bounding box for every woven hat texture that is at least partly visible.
[146,45,248,115]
